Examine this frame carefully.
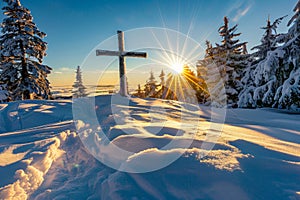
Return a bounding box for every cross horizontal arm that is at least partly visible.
[96,50,147,58]
[96,50,120,56]
[123,52,147,58]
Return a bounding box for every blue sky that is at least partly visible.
[0,0,297,86]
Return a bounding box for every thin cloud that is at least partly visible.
[61,67,73,71]
[226,1,243,15]
[233,5,252,22]
[53,67,74,75]
[227,0,253,22]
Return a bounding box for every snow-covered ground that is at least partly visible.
[51,85,122,99]
[0,95,299,200]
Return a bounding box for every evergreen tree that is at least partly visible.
[197,41,226,107]
[238,16,286,108]
[237,61,256,108]
[156,69,166,99]
[144,71,158,98]
[215,17,249,107]
[159,69,165,87]
[252,48,286,107]
[163,73,178,100]
[287,0,300,28]
[172,65,197,103]
[72,66,87,98]
[182,65,208,103]
[133,84,145,98]
[239,5,299,110]
[273,0,300,110]
[251,16,287,62]
[0,0,51,101]
[241,3,300,110]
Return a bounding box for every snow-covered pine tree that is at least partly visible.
[237,61,256,108]
[197,40,226,107]
[133,84,145,98]
[216,16,249,107]
[144,71,158,98]
[238,16,286,108]
[0,0,51,101]
[245,8,299,109]
[252,47,286,107]
[159,69,165,87]
[72,66,87,98]
[181,65,208,103]
[155,69,166,99]
[162,73,178,100]
[273,0,300,110]
[0,84,8,102]
[252,16,287,62]
[171,65,197,103]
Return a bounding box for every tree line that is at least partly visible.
[0,0,299,111]
[132,66,208,104]
[134,1,300,111]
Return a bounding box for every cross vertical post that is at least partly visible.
[118,31,127,96]
[96,30,147,97]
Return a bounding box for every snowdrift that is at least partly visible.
[0,95,299,200]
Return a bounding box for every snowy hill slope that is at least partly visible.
[0,95,299,200]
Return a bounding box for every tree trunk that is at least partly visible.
[17,23,30,100]
[19,40,30,100]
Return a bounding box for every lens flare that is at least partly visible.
[171,61,184,73]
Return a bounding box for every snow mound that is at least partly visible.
[0,95,299,199]
[0,100,72,133]
[0,123,73,200]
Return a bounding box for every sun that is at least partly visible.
[171,61,185,74]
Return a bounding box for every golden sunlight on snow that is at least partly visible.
[0,146,28,167]
[222,124,300,157]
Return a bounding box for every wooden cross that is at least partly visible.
[96,30,147,96]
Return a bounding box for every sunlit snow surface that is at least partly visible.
[0,95,299,200]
